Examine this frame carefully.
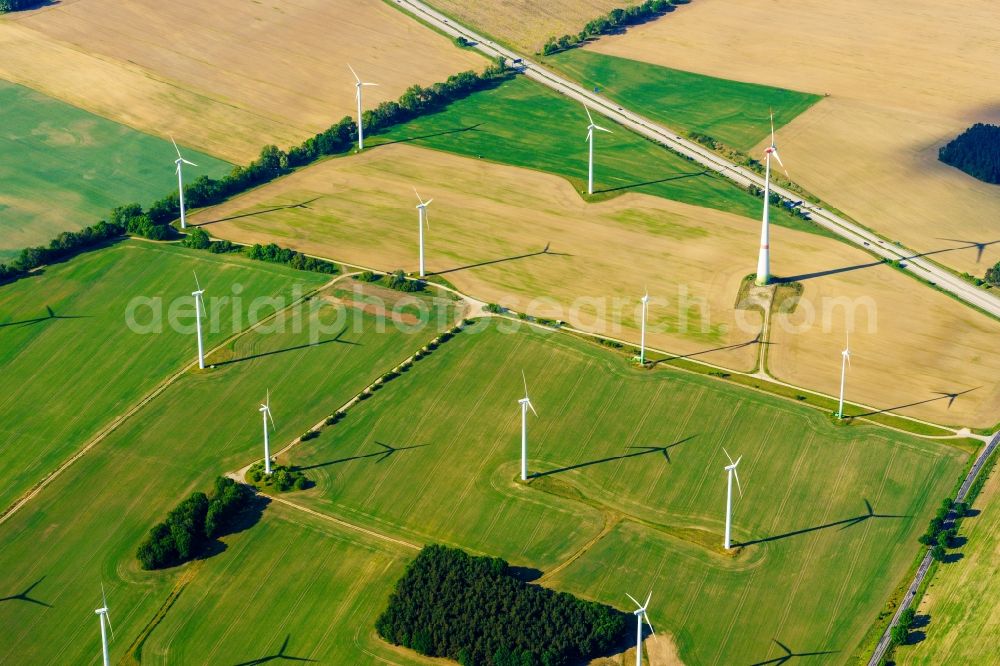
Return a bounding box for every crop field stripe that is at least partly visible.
[712,565,763,666]
[770,434,857,654]
[823,445,898,642]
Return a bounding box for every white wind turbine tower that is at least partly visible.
[583,104,612,195]
[518,371,538,481]
[171,137,198,230]
[837,332,852,419]
[192,272,206,370]
[348,64,378,151]
[723,448,744,550]
[260,390,275,475]
[626,591,655,666]
[94,584,114,666]
[755,112,787,286]
[638,289,649,365]
[414,189,433,277]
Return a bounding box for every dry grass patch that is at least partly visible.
[0,0,483,162]
[767,224,1000,429]
[191,143,762,372]
[426,0,622,52]
[589,0,1000,277]
[191,145,1000,427]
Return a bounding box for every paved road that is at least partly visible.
[868,431,1000,665]
[394,0,1000,319]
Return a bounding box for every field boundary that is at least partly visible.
[0,257,336,526]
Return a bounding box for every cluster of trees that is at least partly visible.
[938,123,1000,184]
[0,219,124,284]
[386,269,426,293]
[985,261,1000,287]
[2,60,509,287]
[376,545,627,666]
[541,0,680,55]
[890,607,918,648]
[918,497,966,561]
[0,0,44,12]
[248,462,309,492]
[245,243,337,273]
[136,477,251,570]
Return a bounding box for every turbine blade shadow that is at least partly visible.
[533,436,695,478]
[429,245,570,276]
[213,329,359,367]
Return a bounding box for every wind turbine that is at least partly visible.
[583,104,612,195]
[192,272,206,370]
[260,390,275,475]
[723,448,743,550]
[414,189,433,277]
[755,112,787,286]
[348,64,378,151]
[518,371,538,481]
[638,289,649,365]
[626,591,655,666]
[837,332,851,419]
[95,584,114,666]
[171,137,198,230]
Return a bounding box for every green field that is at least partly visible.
[280,321,966,664]
[0,241,328,513]
[0,81,231,261]
[0,271,457,664]
[551,50,823,151]
[138,503,427,665]
[367,76,816,234]
[897,460,1000,665]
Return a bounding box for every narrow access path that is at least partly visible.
[393,0,1000,320]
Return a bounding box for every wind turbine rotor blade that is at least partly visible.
[424,198,433,206]
[723,447,735,466]
[170,135,182,159]
[181,158,198,167]
[769,109,776,146]
[362,82,379,87]
[625,592,641,608]
[585,127,593,143]
[583,103,595,125]
[644,613,656,637]
[734,468,744,497]
[521,370,528,398]
[347,63,360,83]
[193,271,202,293]
[771,148,788,177]
[594,124,612,134]
[644,590,652,608]
[527,399,538,418]
[268,408,276,430]
[413,187,424,206]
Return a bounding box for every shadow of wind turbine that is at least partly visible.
[232,634,316,665]
[0,576,52,608]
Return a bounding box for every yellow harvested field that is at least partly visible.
[590,0,1000,277]
[190,144,1000,427]
[427,0,620,52]
[191,144,762,372]
[768,226,1000,429]
[0,0,483,162]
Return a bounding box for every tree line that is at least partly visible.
[376,544,628,666]
[0,58,510,286]
[939,123,1000,185]
[541,0,685,56]
[136,477,252,570]
[985,261,1000,287]
[0,0,44,13]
